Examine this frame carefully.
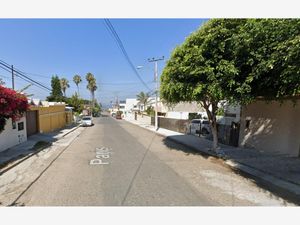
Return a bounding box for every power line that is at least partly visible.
[0,60,51,92]
[0,64,12,74]
[103,19,152,92]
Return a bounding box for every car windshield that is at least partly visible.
[82,117,91,120]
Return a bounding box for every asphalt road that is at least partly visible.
[7,115,291,206]
[11,115,215,206]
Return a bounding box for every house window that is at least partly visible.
[12,121,16,129]
[18,122,24,131]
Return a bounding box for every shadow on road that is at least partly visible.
[162,135,300,206]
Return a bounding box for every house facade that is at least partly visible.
[0,116,27,152]
[125,98,139,113]
[160,101,206,120]
[27,100,72,135]
[239,99,300,157]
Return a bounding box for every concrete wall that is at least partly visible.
[30,104,67,133]
[152,116,189,134]
[239,99,300,157]
[0,117,27,152]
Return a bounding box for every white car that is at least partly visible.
[188,119,210,135]
[81,116,93,126]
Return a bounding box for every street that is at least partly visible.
[0,115,293,206]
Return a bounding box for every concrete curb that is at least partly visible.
[0,142,52,175]
[0,124,81,175]
[61,124,81,138]
[125,119,300,205]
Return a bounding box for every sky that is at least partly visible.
[0,19,207,107]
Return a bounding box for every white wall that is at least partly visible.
[125,98,139,111]
[0,116,27,152]
[166,111,190,120]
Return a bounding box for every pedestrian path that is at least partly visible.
[0,124,80,169]
[124,115,300,204]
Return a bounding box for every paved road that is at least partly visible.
[3,115,291,206]
[11,115,214,206]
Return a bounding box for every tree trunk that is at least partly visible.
[211,120,218,151]
[92,91,95,108]
[203,101,219,153]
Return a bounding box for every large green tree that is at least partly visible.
[160,19,300,153]
[67,92,83,113]
[161,19,245,152]
[231,19,300,101]
[47,75,64,102]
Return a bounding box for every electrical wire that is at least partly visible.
[0,60,51,92]
[103,19,152,92]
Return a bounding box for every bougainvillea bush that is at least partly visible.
[0,85,29,133]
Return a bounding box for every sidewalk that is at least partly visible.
[124,115,300,204]
[0,123,81,170]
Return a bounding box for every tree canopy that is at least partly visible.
[60,77,70,97]
[160,19,300,152]
[73,74,82,96]
[47,75,64,102]
[86,72,98,108]
[0,85,29,132]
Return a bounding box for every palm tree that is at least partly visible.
[86,73,97,108]
[60,78,70,97]
[86,72,94,83]
[136,91,150,117]
[73,74,82,96]
[87,79,97,108]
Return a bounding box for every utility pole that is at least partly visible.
[148,56,164,130]
[11,65,15,90]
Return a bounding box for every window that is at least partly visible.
[18,122,24,131]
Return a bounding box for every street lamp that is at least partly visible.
[138,57,164,131]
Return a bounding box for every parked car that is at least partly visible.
[188,119,210,135]
[81,116,93,126]
[115,111,122,119]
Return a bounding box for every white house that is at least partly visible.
[119,100,126,114]
[125,98,140,113]
[0,116,27,152]
[161,101,206,120]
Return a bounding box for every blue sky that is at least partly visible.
[0,19,207,107]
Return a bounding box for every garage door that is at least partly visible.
[26,110,38,137]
